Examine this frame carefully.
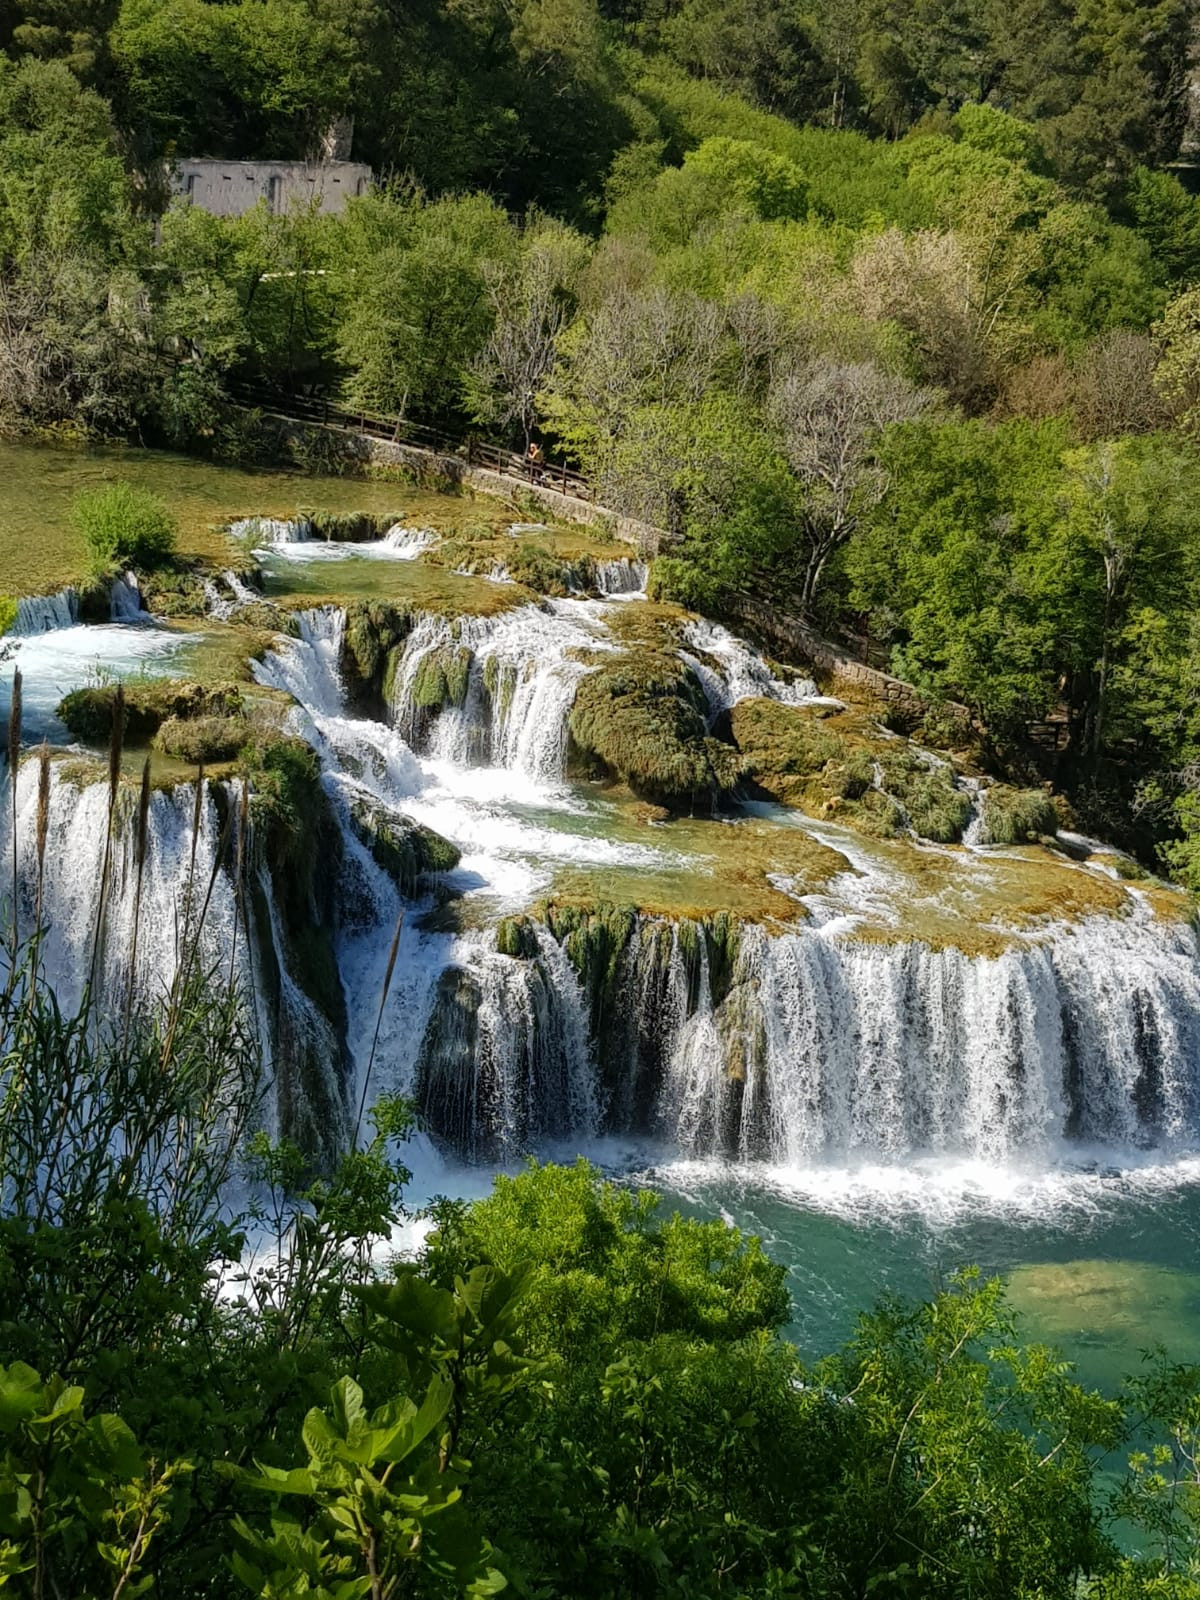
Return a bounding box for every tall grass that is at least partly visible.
[0,683,263,1372]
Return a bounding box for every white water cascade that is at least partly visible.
[9,573,1200,1191]
[12,590,77,636]
[593,558,648,596]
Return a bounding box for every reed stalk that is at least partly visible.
[352,909,404,1147]
[122,757,152,1045]
[8,666,21,954]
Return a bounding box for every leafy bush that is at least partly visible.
[73,481,178,572]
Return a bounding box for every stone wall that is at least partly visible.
[173,159,372,218]
[724,594,971,728]
[265,414,663,552]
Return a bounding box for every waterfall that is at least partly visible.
[110,572,144,622]
[593,559,648,596]
[256,606,346,718]
[380,526,436,559]
[415,907,1200,1166]
[11,590,77,636]
[0,761,350,1160]
[385,604,615,782]
[681,617,823,715]
[416,926,597,1159]
[230,516,311,546]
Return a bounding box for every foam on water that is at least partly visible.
[0,623,197,741]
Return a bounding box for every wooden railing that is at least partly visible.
[232,383,594,502]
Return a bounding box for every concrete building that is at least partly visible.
[171,158,372,218]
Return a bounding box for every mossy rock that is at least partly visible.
[568,652,743,810]
[730,698,846,806]
[348,796,460,893]
[411,644,474,710]
[504,543,584,597]
[496,914,540,959]
[139,568,212,619]
[341,601,416,701]
[154,713,250,764]
[57,679,245,745]
[305,510,406,542]
[981,786,1059,845]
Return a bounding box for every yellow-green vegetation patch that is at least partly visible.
[0,436,536,596]
[543,812,847,923]
[264,557,534,619]
[826,831,1136,956]
[432,518,635,596]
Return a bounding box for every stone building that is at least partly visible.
[170,158,372,217]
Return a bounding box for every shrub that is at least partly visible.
[73,481,178,572]
[981,785,1060,844]
[0,597,16,636]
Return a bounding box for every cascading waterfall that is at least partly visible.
[12,590,77,636]
[681,617,823,715]
[386,603,616,782]
[593,558,648,596]
[14,566,1200,1186]
[110,573,144,622]
[0,759,350,1158]
[422,907,1200,1165]
[417,925,598,1160]
[380,526,436,559]
[231,516,311,546]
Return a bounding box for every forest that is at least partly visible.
[5,1,1200,871]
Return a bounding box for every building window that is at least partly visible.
[267,175,281,214]
[185,174,196,197]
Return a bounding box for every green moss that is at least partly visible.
[341,600,415,702]
[981,786,1060,845]
[304,509,407,542]
[730,699,845,805]
[0,596,16,636]
[496,915,540,959]
[880,753,973,844]
[411,644,474,710]
[348,796,461,894]
[57,679,244,745]
[539,901,639,1053]
[153,714,250,764]
[568,652,743,810]
[139,567,211,619]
